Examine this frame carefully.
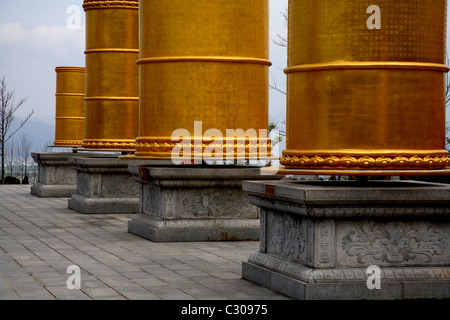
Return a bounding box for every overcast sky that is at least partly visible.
[0,0,289,129]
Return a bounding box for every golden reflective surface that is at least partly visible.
[82,0,139,151]
[133,0,272,160]
[54,67,85,147]
[282,0,450,172]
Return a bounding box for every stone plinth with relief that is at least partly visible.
[242,180,450,300]
[127,166,282,242]
[68,156,169,214]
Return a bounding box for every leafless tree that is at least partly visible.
[270,8,288,97]
[273,8,288,48]
[1,75,33,183]
[5,139,15,177]
[19,132,31,183]
[269,9,288,138]
[42,139,53,153]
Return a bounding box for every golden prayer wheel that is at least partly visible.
[54,67,86,147]
[281,0,450,174]
[82,0,139,151]
[134,0,272,161]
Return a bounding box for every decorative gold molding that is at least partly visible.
[82,140,136,150]
[137,56,272,66]
[55,93,85,97]
[284,61,450,74]
[134,138,273,160]
[83,0,139,11]
[54,140,83,146]
[84,97,139,101]
[135,139,272,152]
[55,117,85,120]
[85,49,139,54]
[55,67,86,73]
[281,154,450,170]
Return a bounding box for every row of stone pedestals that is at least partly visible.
[30,152,450,300]
[31,152,280,242]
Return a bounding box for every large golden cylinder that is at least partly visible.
[54,67,86,147]
[282,0,450,172]
[134,0,272,160]
[82,0,139,151]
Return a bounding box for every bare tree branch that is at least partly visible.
[268,9,288,142]
[272,9,288,48]
[269,72,287,96]
[269,83,287,96]
[1,75,33,183]
[5,110,33,143]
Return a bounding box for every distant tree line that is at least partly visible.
[3,132,37,184]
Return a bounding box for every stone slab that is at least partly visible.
[68,156,170,214]
[68,194,140,214]
[31,183,77,198]
[241,180,450,300]
[128,165,282,242]
[243,180,450,216]
[30,152,109,198]
[128,214,260,242]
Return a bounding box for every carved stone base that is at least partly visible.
[242,180,450,300]
[127,166,282,242]
[31,152,100,198]
[68,156,169,214]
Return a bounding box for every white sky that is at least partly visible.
[0,0,289,127]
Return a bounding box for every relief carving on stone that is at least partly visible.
[267,213,306,262]
[317,221,333,266]
[179,190,254,218]
[342,221,448,264]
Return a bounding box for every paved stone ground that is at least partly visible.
[0,185,289,300]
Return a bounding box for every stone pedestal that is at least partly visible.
[68,156,168,214]
[242,180,450,300]
[31,152,80,198]
[128,166,282,242]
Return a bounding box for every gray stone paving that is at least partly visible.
[0,185,289,300]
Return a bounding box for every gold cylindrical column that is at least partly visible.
[134,0,272,160]
[54,67,86,147]
[282,0,450,172]
[82,0,139,151]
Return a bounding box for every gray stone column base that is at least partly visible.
[128,165,282,242]
[31,183,78,198]
[68,156,167,214]
[31,152,80,198]
[243,253,450,300]
[128,214,260,242]
[68,194,140,214]
[242,180,450,300]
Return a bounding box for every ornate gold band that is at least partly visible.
[55,93,85,97]
[55,117,84,120]
[285,62,450,74]
[137,56,272,66]
[82,139,137,150]
[83,0,139,11]
[54,140,83,146]
[85,49,139,54]
[135,138,273,159]
[281,153,450,170]
[84,97,139,101]
[55,67,86,73]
